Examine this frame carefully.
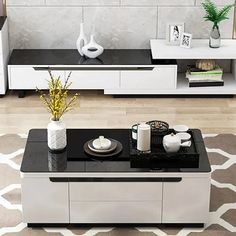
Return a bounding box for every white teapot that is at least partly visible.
[163,133,191,153]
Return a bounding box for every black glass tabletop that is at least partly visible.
[21,129,211,173]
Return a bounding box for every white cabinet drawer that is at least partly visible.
[21,177,69,223]
[70,201,162,223]
[68,70,119,89]
[121,66,177,90]
[162,177,211,223]
[9,67,64,89]
[70,182,162,201]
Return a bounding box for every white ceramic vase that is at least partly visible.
[47,118,67,152]
[82,35,104,59]
[76,23,88,56]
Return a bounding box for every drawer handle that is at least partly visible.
[33,67,154,71]
[162,178,182,182]
[49,178,68,182]
[33,67,50,71]
[49,177,182,182]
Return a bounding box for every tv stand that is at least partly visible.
[8,49,177,97]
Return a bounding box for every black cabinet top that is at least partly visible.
[0,16,6,31]
[21,129,211,173]
[8,49,177,66]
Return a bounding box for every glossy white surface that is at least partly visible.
[107,73,236,95]
[70,182,163,201]
[120,66,177,89]
[21,177,69,223]
[67,70,120,90]
[8,65,178,94]
[162,177,211,223]
[0,19,9,95]
[70,201,162,223]
[21,172,211,224]
[8,67,63,89]
[151,39,236,60]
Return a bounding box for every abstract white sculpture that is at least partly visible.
[76,23,88,56]
[82,35,104,59]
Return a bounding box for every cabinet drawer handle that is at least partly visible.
[33,67,50,71]
[162,178,182,182]
[49,178,68,182]
[33,67,154,71]
[49,177,182,182]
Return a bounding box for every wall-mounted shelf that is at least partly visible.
[150,39,236,59]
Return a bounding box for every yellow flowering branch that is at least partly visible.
[37,71,79,121]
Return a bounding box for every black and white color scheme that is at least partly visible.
[166,23,185,45]
[0,133,236,235]
[180,33,193,49]
[20,129,211,226]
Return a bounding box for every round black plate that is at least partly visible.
[83,139,123,158]
[88,139,117,154]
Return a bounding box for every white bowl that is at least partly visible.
[173,125,189,133]
[177,132,191,141]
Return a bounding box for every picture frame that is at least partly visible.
[166,23,185,45]
[180,32,192,49]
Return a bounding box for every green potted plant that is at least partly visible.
[202,0,234,48]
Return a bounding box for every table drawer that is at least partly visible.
[70,182,162,201]
[70,201,162,223]
[121,65,177,90]
[68,71,119,89]
[8,67,64,89]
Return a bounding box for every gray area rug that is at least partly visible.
[0,133,236,235]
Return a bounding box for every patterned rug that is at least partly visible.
[0,133,236,236]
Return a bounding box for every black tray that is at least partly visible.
[130,129,199,169]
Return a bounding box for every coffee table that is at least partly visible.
[21,129,211,227]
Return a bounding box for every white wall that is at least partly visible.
[6,0,235,50]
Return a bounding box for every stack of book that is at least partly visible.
[186,66,224,87]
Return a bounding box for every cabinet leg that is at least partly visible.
[18,90,26,98]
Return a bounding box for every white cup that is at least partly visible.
[137,122,151,152]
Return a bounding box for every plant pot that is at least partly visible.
[209,24,221,48]
[47,118,67,152]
